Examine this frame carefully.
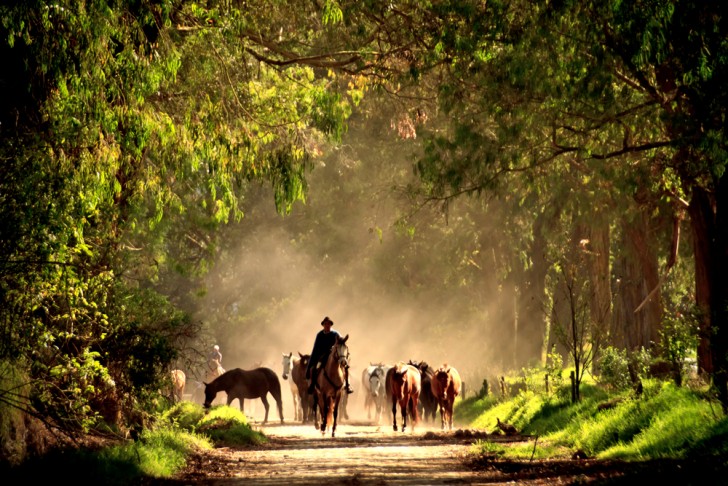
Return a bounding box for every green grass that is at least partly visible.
[195,404,267,445]
[458,376,728,462]
[3,401,265,483]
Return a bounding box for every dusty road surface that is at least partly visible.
[153,415,727,485]
[164,419,497,485]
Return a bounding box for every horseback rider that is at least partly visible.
[306,316,353,394]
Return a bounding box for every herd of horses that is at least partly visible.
[358,360,462,433]
[169,335,462,438]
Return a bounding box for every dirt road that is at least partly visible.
[154,415,726,485]
[166,419,495,485]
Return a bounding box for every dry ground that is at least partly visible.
[146,414,726,485]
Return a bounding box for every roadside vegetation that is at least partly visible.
[2,402,264,484]
[457,367,728,463]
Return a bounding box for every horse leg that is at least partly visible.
[312,393,320,430]
[319,397,327,434]
[409,396,417,432]
[260,396,270,424]
[392,398,398,432]
[401,398,407,433]
[448,400,454,430]
[332,398,339,438]
[292,391,300,421]
[274,391,284,424]
[439,400,446,430]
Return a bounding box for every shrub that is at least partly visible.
[597,346,631,391]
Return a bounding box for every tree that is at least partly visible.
[359,0,728,410]
[0,0,362,446]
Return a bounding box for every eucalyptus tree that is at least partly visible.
[387,0,728,408]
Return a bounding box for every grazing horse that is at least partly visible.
[387,362,421,433]
[314,334,349,437]
[362,363,389,423]
[170,369,186,403]
[431,364,462,430]
[292,353,315,423]
[282,352,303,421]
[203,367,284,424]
[408,360,438,423]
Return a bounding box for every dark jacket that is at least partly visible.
[306,329,341,377]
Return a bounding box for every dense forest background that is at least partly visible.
[1,0,726,465]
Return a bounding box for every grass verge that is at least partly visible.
[457,377,728,463]
[3,401,264,483]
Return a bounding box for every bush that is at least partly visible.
[545,346,565,392]
[597,347,631,391]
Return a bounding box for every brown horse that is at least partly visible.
[170,369,186,403]
[387,362,421,432]
[431,364,462,430]
[314,334,349,437]
[408,360,438,423]
[203,367,284,424]
[291,352,316,423]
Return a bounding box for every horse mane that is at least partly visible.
[394,361,409,373]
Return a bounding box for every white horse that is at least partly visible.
[170,369,186,403]
[362,363,390,423]
[282,352,303,421]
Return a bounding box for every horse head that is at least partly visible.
[202,381,214,409]
[332,334,350,368]
[282,352,293,380]
[435,366,452,400]
[392,362,412,399]
[369,366,386,397]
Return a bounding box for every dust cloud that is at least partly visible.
[187,118,527,421]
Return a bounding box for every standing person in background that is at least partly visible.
[209,344,222,367]
[204,344,226,406]
[306,316,353,394]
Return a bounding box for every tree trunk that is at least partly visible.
[583,215,612,370]
[517,210,550,367]
[688,187,713,377]
[714,179,728,413]
[611,212,662,352]
[688,182,728,412]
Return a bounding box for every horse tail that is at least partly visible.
[263,368,285,422]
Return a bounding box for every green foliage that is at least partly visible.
[545,345,564,391]
[161,401,207,432]
[196,405,266,446]
[659,297,700,385]
[102,428,209,480]
[0,0,359,453]
[2,400,273,482]
[2,426,210,484]
[461,369,728,461]
[598,346,632,391]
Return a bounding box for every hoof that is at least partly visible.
[393,425,398,431]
